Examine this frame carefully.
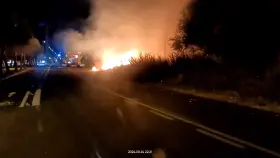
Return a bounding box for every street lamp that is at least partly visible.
[39,21,48,54]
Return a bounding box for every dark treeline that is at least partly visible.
[176,0,280,75]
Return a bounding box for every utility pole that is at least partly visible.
[39,21,48,66]
[44,24,48,54]
[39,21,48,55]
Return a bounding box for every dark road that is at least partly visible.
[1,67,280,158]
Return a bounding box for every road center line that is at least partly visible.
[43,67,50,77]
[41,70,46,76]
[96,86,280,157]
[37,119,43,133]
[116,107,126,125]
[32,89,41,107]
[116,107,124,118]
[33,67,49,107]
[149,110,174,121]
[19,91,30,108]
[93,142,102,158]
[196,128,245,149]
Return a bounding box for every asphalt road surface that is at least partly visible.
[1,67,280,158]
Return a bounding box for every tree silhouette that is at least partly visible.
[175,0,280,74]
[0,13,37,74]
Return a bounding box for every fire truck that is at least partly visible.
[66,52,93,68]
[66,52,83,67]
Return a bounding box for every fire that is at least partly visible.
[92,49,140,71]
[92,66,98,71]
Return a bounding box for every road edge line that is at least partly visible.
[97,86,280,157]
[196,128,245,149]
[149,110,174,121]
[1,69,31,81]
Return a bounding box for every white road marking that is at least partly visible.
[96,86,280,157]
[124,99,138,106]
[8,92,16,97]
[19,91,30,108]
[1,69,30,81]
[196,128,245,149]
[149,110,174,121]
[92,142,102,158]
[37,119,43,133]
[0,101,13,107]
[41,70,45,76]
[95,149,102,158]
[25,102,31,106]
[116,107,126,125]
[32,68,49,107]
[37,67,50,90]
[43,67,50,77]
[116,107,123,118]
[32,89,41,107]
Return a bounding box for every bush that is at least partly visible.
[105,49,280,104]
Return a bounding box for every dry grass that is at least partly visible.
[106,50,280,108]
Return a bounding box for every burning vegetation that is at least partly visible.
[55,0,188,71]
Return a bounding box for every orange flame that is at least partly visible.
[92,66,99,71]
[101,49,139,70]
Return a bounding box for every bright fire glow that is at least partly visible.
[92,66,98,71]
[100,49,140,70]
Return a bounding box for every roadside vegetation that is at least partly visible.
[0,14,40,77]
[102,0,280,110]
[111,50,279,106]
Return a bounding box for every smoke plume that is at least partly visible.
[55,0,189,61]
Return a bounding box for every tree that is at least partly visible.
[0,14,17,75]
[170,6,189,53]
[173,0,280,75]
[13,37,41,67]
[3,15,35,72]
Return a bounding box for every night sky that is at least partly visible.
[3,0,91,40]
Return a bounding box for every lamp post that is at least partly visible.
[39,22,48,54]
[38,22,48,66]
